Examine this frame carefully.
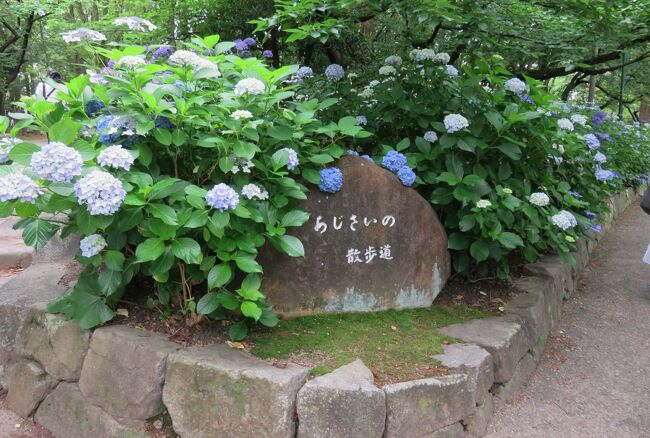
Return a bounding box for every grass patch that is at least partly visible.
[249,305,490,385]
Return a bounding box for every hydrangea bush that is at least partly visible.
[296,53,650,278]
[0,34,368,338]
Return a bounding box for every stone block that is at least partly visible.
[297,359,385,438]
[163,344,309,438]
[35,382,147,438]
[439,318,528,383]
[78,325,179,420]
[432,344,493,405]
[524,255,574,301]
[493,353,537,404]
[15,304,90,381]
[508,278,549,350]
[425,422,465,438]
[7,360,54,417]
[463,394,494,438]
[383,374,473,438]
[31,232,79,265]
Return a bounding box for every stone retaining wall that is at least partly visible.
[0,186,643,438]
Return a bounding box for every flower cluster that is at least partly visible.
[116,56,146,68]
[444,114,469,133]
[31,142,83,183]
[396,166,416,186]
[231,157,254,174]
[319,168,343,193]
[593,152,607,164]
[85,99,105,116]
[356,115,367,126]
[97,115,138,147]
[423,131,438,143]
[152,46,173,59]
[0,137,22,163]
[231,110,253,120]
[476,199,492,208]
[295,66,314,80]
[434,52,451,64]
[504,78,527,95]
[570,114,587,126]
[557,118,574,131]
[281,148,299,170]
[0,174,42,203]
[241,184,269,200]
[168,50,220,74]
[595,168,615,182]
[61,28,106,43]
[411,48,436,61]
[446,65,459,76]
[584,133,600,150]
[595,132,612,141]
[113,17,157,32]
[325,64,345,81]
[79,234,107,258]
[74,171,126,215]
[234,78,265,96]
[529,192,550,206]
[381,150,407,172]
[205,183,239,211]
[385,55,402,66]
[591,111,607,126]
[262,50,273,59]
[97,145,135,171]
[379,65,397,76]
[551,210,577,230]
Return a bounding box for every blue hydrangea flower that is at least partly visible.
[97,145,135,171]
[0,173,42,203]
[152,45,173,58]
[381,150,407,172]
[593,152,607,164]
[262,50,273,58]
[595,168,615,182]
[584,133,600,150]
[592,111,607,126]
[243,37,256,47]
[356,115,367,125]
[519,94,534,104]
[569,191,582,199]
[205,183,239,212]
[594,132,612,141]
[281,148,299,170]
[234,39,248,51]
[325,64,345,81]
[591,224,602,233]
[361,155,373,163]
[443,114,469,133]
[154,116,173,129]
[31,142,83,183]
[319,167,343,193]
[85,99,105,116]
[504,77,527,95]
[584,210,597,219]
[295,66,313,80]
[347,150,359,156]
[423,131,438,143]
[97,115,138,147]
[79,234,107,258]
[396,166,416,186]
[74,171,126,215]
[445,65,459,76]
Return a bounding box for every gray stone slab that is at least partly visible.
[15,304,90,381]
[35,382,147,438]
[433,343,493,405]
[7,360,53,418]
[463,394,494,438]
[30,233,79,265]
[297,359,385,438]
[78,325,179,420]
[383,374,474,438]
[507,279,549,351]
[163,344,309,438]
[493,353,537,404]
[439,318,529,383]
[424,422,465,438]
[524,255,574,301]
[0,262,69,308]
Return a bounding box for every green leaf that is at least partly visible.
[104,250,125,271]
[281,210,310,227]
[276,235,305,257]
[302,168,320,185]
[470,240,489,262]
[395,137,410,151]
[171,238,202,264]
[496,143,522,160]
[135,238,165,262]
[208,263,232,289]
[21,219,58,251]
[485,111,505,131]
[74,292,116,329]
[148,204,178,226]
[448,232,471,250]
[49,120,81,144]
[438,172,461,186]
[8,142,40,165]
[154,128,172,146]
[497,232,524,249]
[229,321,248,340]
[240,301,262,320]
[309,154,334,164]
[98,268,122,295]
[267,125,293,141]
[235,256,263,273]
[197,292,219,315]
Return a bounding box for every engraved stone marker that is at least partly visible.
[260,155,450,317]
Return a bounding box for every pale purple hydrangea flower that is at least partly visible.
[281,148,299,170]
[234,39,248,51]
[444,114,469,133]
[595,169,615,182]
[325,64,345,81]
[584,133,600,150]
[551,210,577,230]
[262,50,273,58]
[74,171,126,215]
[0,174,42,203]
[243,37,256,47]
[234,78,265,96]
[319,168,343,193]
[79,234,107,258]
[446,65,459,76]
[97,146,135,171]
[557,118,574,131]
[504,78,527,95]
[113,17,157,32]
[593,152,607,164]
[423,131,438,143]
[592,111,607,126]
[61,28,106,43]
[205,183,239,211]
[153,46,173,58]
[356,115,367,125]
[31,142,83,183]
[0,137,21,163]
[347,150,359,156]
[241,183,268,201]
[295,66,313,80]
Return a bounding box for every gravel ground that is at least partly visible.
[487,204,650,437]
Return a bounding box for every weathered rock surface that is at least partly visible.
[463,394,494,437]
[297,359,385,438]
[35,383,147,438]
[260,156,450,317]
[78,325,179,420]
[7,360,53,417]
[505,281,548,352]
[493,353,537,403]
[383,374,474,438]
[425,422,465,438]
[15,304,90,381]
[439,318,528,383]
[433,343,493,404]
[163,344,309,438]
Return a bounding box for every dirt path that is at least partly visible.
[486,204,650,437]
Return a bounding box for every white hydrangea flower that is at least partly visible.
[241,183,269,201]
[61,28,106,43]
[169,50,200,66]
[552,143,565,154]
[445,65,459,76]
[231,157,254,174]
[504,78,527,95]
[444,114,470,133]
[476,199,492,208]
[117,56,146,68]
[384,55,403,66]
[231,110,253,120]
[557,118,574,131]
[551,210,577,230]
[86,69,109,85]
[74,171,126,216]
[529,192,550,206]
[113,17,157,32]
[594,151,607,164]
[379,65,397,76]
[368,80,380,88]
[411,48,436,61]
[570,114,588,126]
[0,173,42,203]
[423,131,438,143]
[433,52,450,64]
[234,78,265,96]
[193,57,220,74]
[359,87,374,99]
[79,234,107,258]
[97,145,135,171]
[30,142,83,183]
[0,137,22,163]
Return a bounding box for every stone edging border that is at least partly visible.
[0,186,643,438]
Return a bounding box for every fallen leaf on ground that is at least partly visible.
[226,341,246,350]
